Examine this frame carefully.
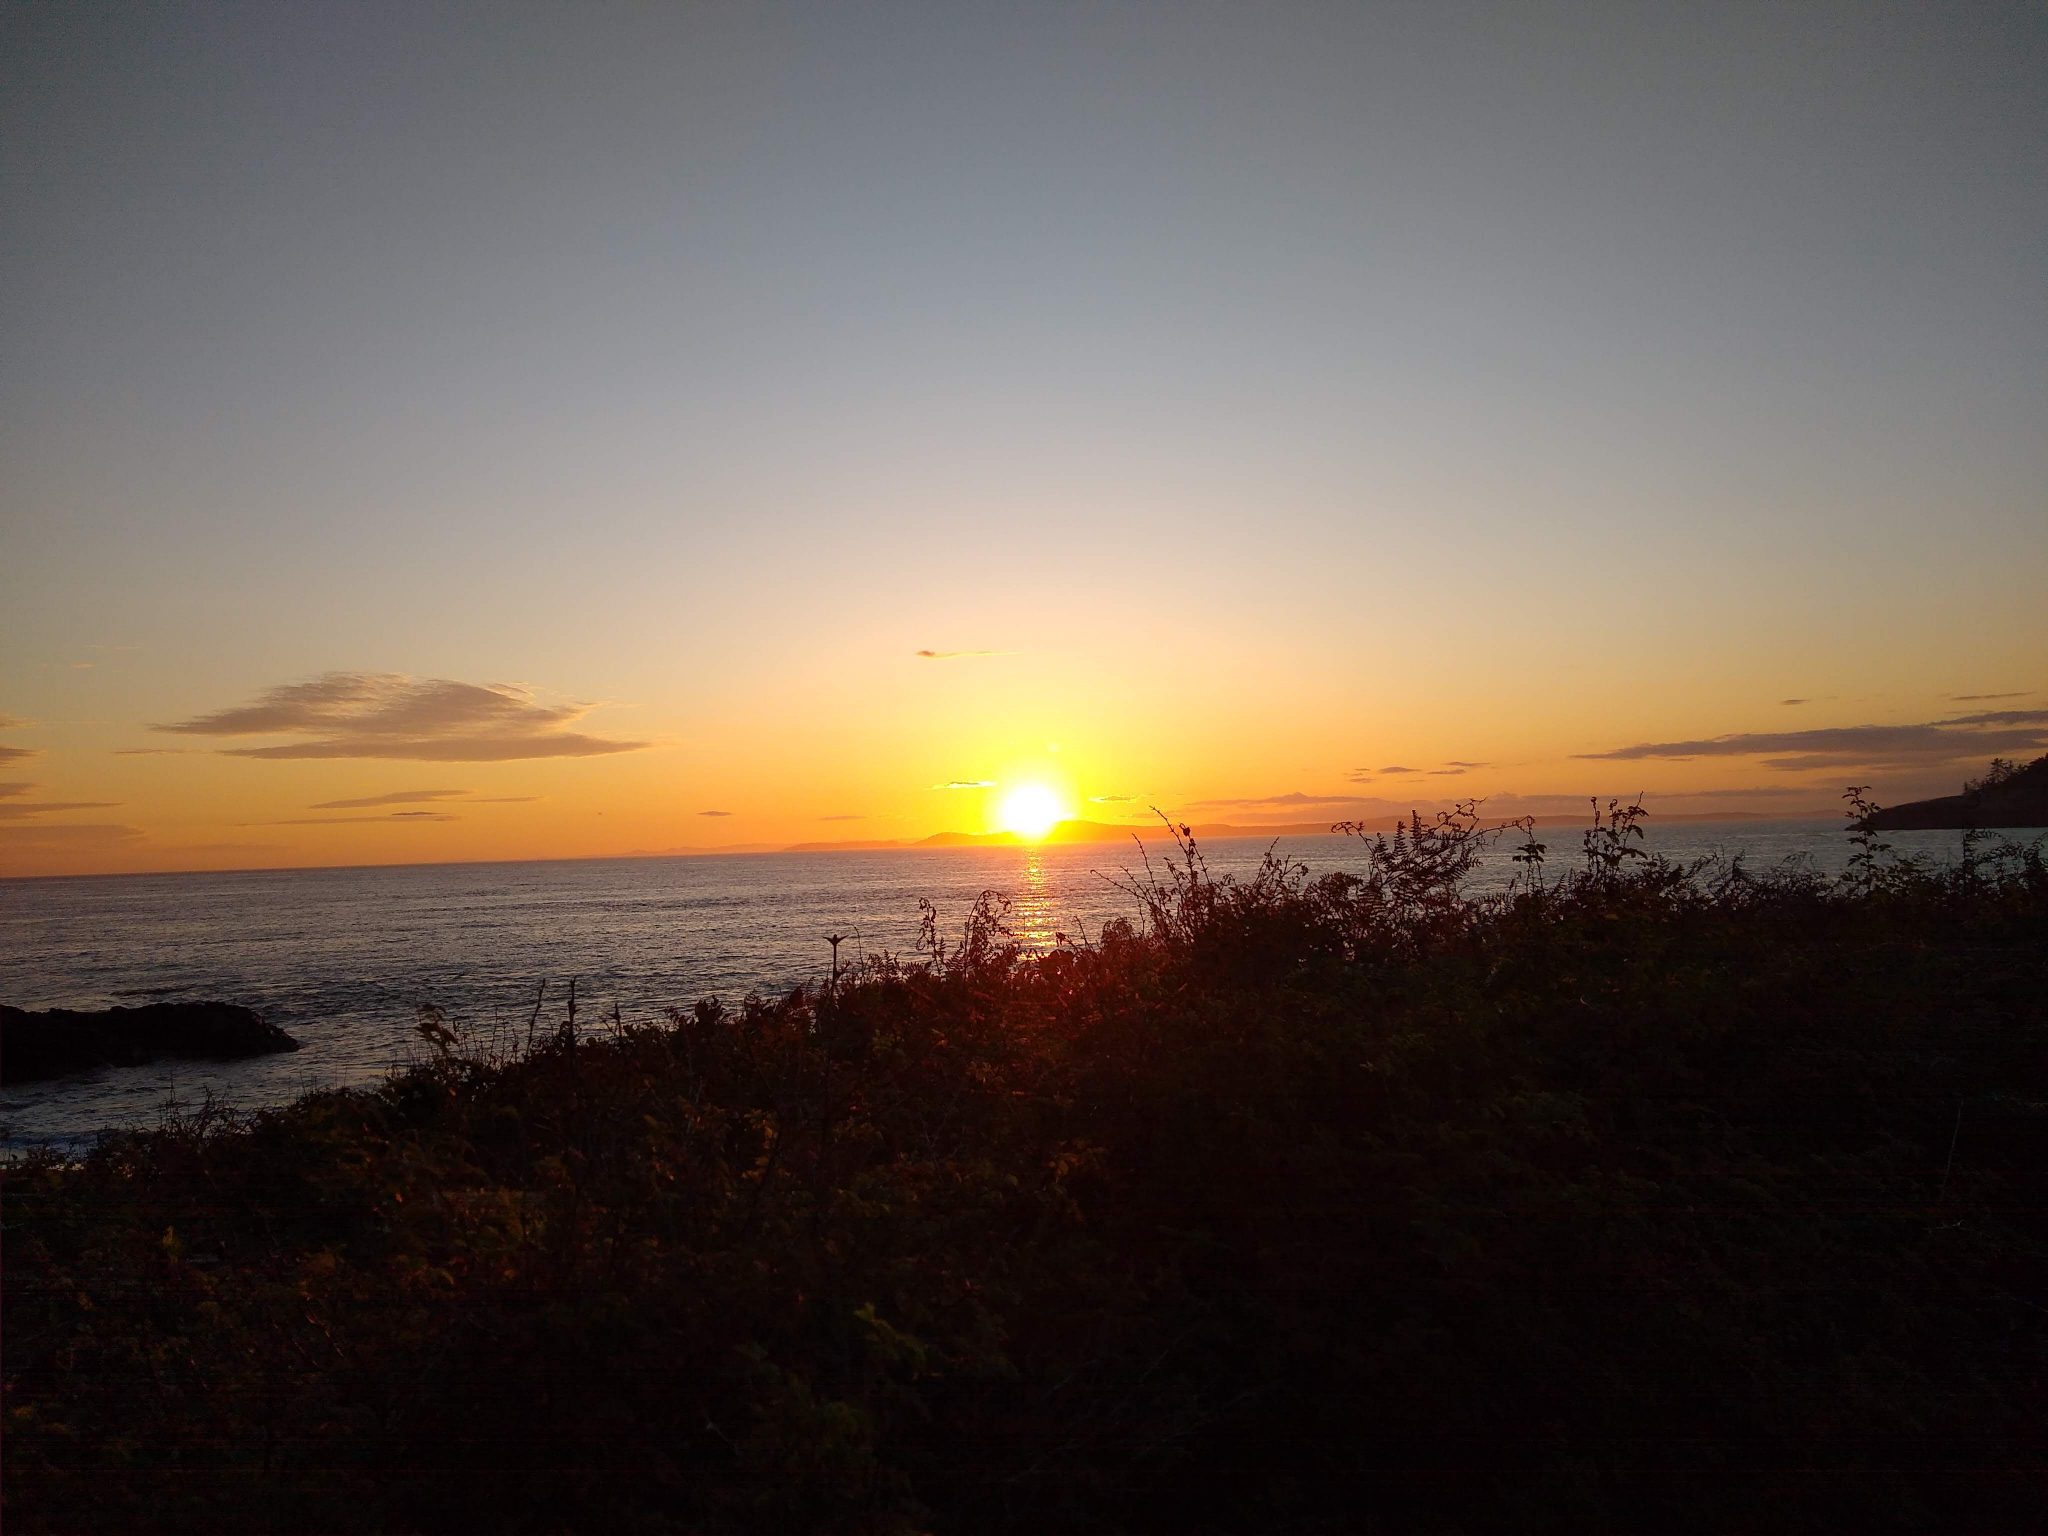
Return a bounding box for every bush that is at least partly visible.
[7,814,2048,1532]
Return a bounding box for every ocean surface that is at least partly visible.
[1,819,2024,1152]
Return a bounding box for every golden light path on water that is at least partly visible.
[1012,846,1056,951]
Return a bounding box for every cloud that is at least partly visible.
[0,783,121,821]
[0,745,37,765]
[1356,759,1491,778]
[1190,790,1377,809]
[156,672,647,761]
[0,713,32,729]
[1780,698,1807,706]
[113,747,195,756]
[1949,691,2030,702]
[1671,785,1837,799]
[301,788,537,812]
[1941,708,2048,727]
[310,788,467,810]
[1581,712,2048,771]
[698,809,732,817]
[915,649,1011,660]
[1089,794,1137,803]
[820,813,866,821]
[255,813,461,826]
[0,799,121,821]
[935,780,995,789]
[0,821,145,846]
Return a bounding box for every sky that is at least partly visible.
[3,1,2044,876]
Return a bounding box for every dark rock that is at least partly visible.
[1,1001,301,1086]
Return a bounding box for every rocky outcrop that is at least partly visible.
[1,1002,301,1085]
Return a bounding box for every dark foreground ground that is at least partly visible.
[6,810,2046,1534]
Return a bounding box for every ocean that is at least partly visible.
[0,818,2019,1151]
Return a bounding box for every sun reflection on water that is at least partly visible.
[1012,846,1057,952]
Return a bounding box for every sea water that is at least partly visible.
[0,820,2021,1150]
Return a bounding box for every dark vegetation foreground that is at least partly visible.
[7,804,2048,1533]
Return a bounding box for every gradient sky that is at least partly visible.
[4,2,2044,875]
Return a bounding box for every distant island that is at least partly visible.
[628,806,1840,860]
[1864,754,2048,831]
[779,806,1826,855]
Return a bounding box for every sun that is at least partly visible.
[997,783,1065,841]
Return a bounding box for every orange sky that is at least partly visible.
[4,646,2043,877]
[5,6,2045,877]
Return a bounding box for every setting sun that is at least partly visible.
[996,783,1066,841]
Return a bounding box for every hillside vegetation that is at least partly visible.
[1864,753,2048,831]
[6,801,2047,1533]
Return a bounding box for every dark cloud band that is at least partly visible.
[1582,712,2048,769]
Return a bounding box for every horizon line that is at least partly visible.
[0,806,1852,883]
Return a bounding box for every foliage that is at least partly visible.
[6,812,2048,1533]
[1965,754,2039,793]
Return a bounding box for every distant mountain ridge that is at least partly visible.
[777,807,1820,855]
[1864,755,2048,831]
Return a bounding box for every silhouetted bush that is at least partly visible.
[6,810,2047,1532]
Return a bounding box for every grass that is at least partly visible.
[5,805,2047,1533]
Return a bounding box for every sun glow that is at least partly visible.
[996,783,1065,841]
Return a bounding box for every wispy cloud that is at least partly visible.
[113,747,194,756]
[1780,698,1808,706]
[304,788,542,810]
[1673,785,1838,799]
[1581,711,2048,771]
[155,673,646,761]
[820,813,866,822]
[310,788,467,810]
[1089,793,1137,803]
[0,782,120,821]
[1191,790,1375,809]
[254,812,461,826]
[1949,691,2031,703]
[0,713,32,729]
[0,745,38,765]
[915,649,1011,660]
[698,809,732,817]
[0,821,145,847]
[935,780,995,789]
[1943,708,2048,727]
[0,799,121,821]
